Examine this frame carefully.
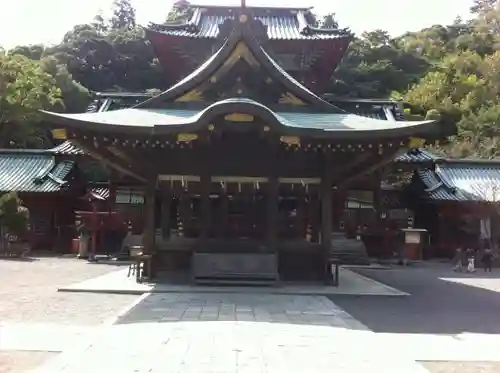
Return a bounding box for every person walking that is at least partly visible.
[482,248,493,273]
[453,248,464,272]
[466,247,476,273]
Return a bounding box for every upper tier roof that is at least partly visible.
[41,11,450,143]
[149,4,350,40]
[146,4,352,91]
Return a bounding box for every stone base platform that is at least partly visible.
[58,267,408,296]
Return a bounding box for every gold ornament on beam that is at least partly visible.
[280,136,300,146]
[177,133,198,143]
[208,124,215,131]
[175,89,203,102]
[224,113,254,122]
[51,128,67,140]
[279,92,306,106]
[409,137,426,148]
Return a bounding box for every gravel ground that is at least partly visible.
[331,264,500,335]
[420,361,500,373]
[0,257,139,325]
[0,351,57,373]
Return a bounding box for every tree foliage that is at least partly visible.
[0,192,29,238]
[0,54,62,148]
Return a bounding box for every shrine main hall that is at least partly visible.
[42,4,453,283]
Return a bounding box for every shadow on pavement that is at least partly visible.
[331,264,500,335]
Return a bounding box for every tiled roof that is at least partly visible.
[90,92,403,121]
[0,154,75,193]
[151,7,348,40]
[417,161,500,202]
[47,98,436,138]
[89,187,144,204]
[89,187,109,201]
[394,148,441,163]
[49,141,85,155]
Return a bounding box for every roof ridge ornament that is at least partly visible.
[217,10,268,42]
[296,10,352,37]
[148,7,202,33]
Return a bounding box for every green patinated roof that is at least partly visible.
[43,98,439,139]
[0,154,75,193]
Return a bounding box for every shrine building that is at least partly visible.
[42,4,454,283]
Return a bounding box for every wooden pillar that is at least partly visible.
[143,180,156,255]
[321,154,333,282]
[297,185,306,240]
[374,169,384,220]
[266,138,279,249]
[266,176,279,247]
[108,181,116,213]
[220,188,229,238]
[199,133,211,240]
[160,184,171,241]
[200,175,211,239]
[107,169,117,213]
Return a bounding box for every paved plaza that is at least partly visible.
[36,293,429,373]
[0,258,141,373]
[334,264,500,335]
[4,260,500,372]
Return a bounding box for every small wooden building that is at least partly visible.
[0,142,87,251]
[405,155,500,258]
[41,6,452,282]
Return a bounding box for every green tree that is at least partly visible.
[44,14,164,92]
[0,54,62,148]
[8,45,45,60]
[40,56,90,113]
[0,192,29,239]
[110,0,137,30]
[166,0,191,22]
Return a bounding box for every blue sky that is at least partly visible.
[1,0,474,49]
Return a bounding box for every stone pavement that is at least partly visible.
[34,293,429,373]
[59,267,408,296]
[0,258,137,325]
[0,257,142,373]
[0,324,98,352]
[37,323,430,373]
[116,293,368,328]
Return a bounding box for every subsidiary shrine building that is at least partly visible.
[42,4,454,282]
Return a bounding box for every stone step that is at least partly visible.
[330,234,370,265]
[193,278,278,286]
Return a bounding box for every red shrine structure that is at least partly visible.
[147,4,351,91]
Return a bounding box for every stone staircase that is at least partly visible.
[330,232,371,265]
